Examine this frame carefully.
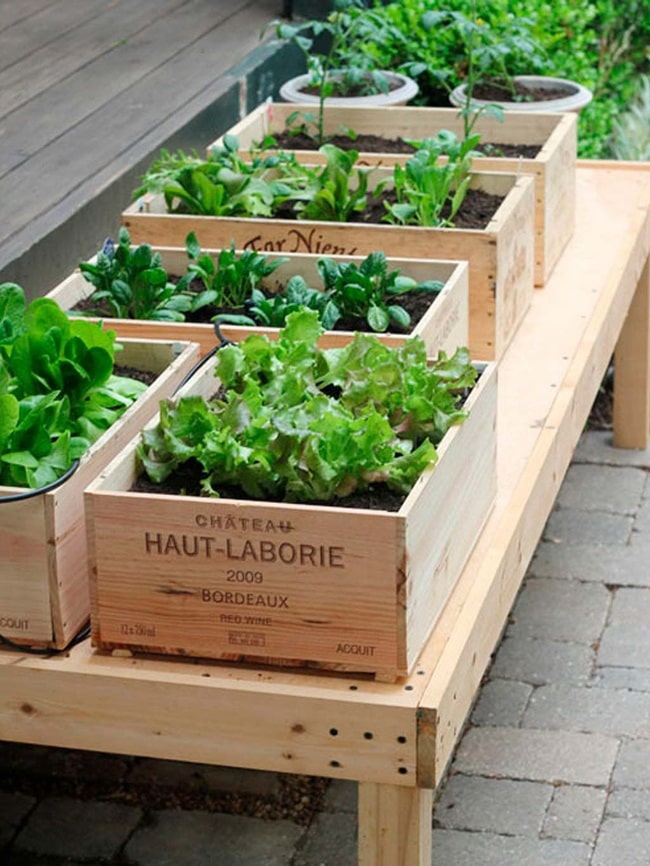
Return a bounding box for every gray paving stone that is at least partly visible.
[491,636,594,686]
[293,812,357,866]
[322,780,357,814]
[543,508,632,545]
[125,809,304,866]
[612,740,650,788]
[594,666,650,691]
[573,431,650,467]
[435,775,553,836]
[556,464,645,515]
[592,817,650,866]
[431,829,590,866]
[632,497,650,535]
[598,587,650,668]
[471,679,533,727]
[13,796,142,859]
[607,787,650,820]
[0,791,35,847]
[453,727,618,786]
[127,758,278,797]
[542,784,607,844]
[530,541,650,586]
[507,578,610,643]
[523,684,650,738]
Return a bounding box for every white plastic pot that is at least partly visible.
[279,71,419,107]
[450,75,593,114]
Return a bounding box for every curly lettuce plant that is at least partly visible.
[138,310,476,503]
[0,283,147,489]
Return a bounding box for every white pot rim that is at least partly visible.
[279,71,419,107]
[449,75,593,113]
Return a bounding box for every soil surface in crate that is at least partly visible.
[74,278,442,332]
[270,130,541,159]
[131,458,408,512]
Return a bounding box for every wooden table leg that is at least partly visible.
[358,783,433,866]
[613,256,650,448]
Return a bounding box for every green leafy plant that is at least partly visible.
[221,276,336,329]
[610,75,650,161]
[138,310,476,503]
[79,227,195,321]
[317,251,443,332]
[385,130,480,227]
[292,143,377,222]
[267,0,396,146]
[185,232,287,312]
[135,136,300,218]
[0,283,147,488]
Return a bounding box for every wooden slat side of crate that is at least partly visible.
[86,359,496,679]
[122,172,535,360]
[214,104,577,285]
[403,364,497,672]
[49,252,469,358]
[0,339,201,649]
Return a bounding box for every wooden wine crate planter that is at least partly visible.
[48,249,469,358]
[216,102,577,286]
[123,171,535,360]
[0,339,201,651]
[85,358,497,680]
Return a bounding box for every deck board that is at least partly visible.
[0,0,292,297]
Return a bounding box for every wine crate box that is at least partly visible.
[86,357,497,680]
[0,339,201,650]
[49,249,469,359]
[123,171,535,361]
[216,102,577,286]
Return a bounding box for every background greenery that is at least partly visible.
[296,0,650,158]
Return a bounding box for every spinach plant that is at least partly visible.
[385,130,480,228]
[0,283,147,488]
[217,276,336,329]
[185,232,287,311]
[292,144,377,222]
[138,310,476,503]
[79,227,195,321]
[318,251,443,333]
[135,136,299,218]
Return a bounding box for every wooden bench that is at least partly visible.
[1,161,649,865]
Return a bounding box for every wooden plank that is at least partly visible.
[0,0,56,34]
[416,164,650,787]
[0,640,420,786]
[0,0,191,119]
[0,0,278,253]
[358,783,432,866]
[0,0,253,180]
[0,0,107,74]
[613,257,650,448]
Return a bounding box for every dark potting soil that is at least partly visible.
[75,279,440,335]
[114,364,157,386]
[270,130,541,160]
[131,458,407,512]
[354,187,503,230]
[473,79,576,103]
[299,75,404,99]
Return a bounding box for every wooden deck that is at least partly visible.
[0,0,294,298]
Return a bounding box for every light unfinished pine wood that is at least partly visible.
[0,339,201,649]
[1,164,649,866]
[358,783,433,866]
[123,172,535,360]
[614,258,650,447]
[217,103,577,285]
[86,359,496,679]
[48,249,469,358]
